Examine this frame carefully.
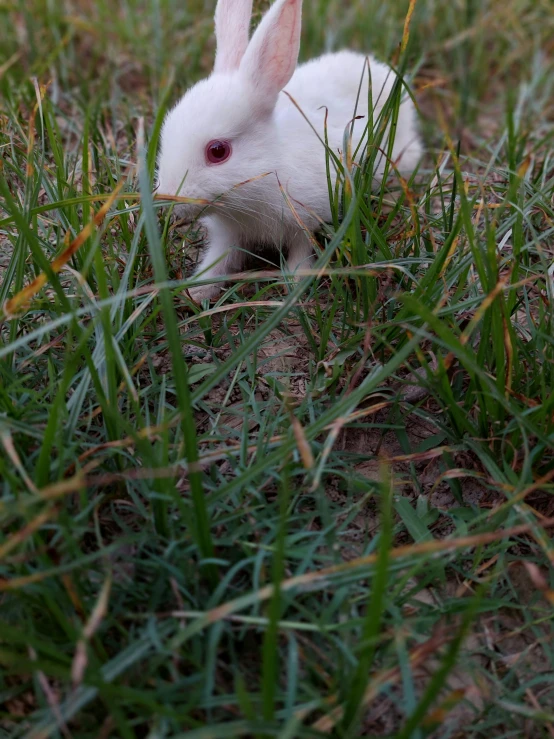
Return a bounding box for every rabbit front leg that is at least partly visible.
[286,230,314,276]
[188,215,243,302]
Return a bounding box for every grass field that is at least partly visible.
[1,0,554,736]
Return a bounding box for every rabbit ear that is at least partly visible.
[214,0,253,73]
[240,0,302,110]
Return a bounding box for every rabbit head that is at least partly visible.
[156,0,303,222]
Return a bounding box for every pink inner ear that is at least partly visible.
[268,7,298,86]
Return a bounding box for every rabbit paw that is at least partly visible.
[186,283,222,303]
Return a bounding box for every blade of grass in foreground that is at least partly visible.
[395,588,483,739]
[340,464,393,735]
[262,459,292,725]
[138,148,216,580]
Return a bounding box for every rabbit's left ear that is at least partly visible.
[214,0,253,74]
[240,0,302,111]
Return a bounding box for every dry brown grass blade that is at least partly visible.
[487,467,554,521]
[309,415,349,491]
[0,508,57,560]
[4,180,124,316]
[310,627,449,732]
[71,576,112,687]
[428,468,487,497]
[522,562,554,605]
[84,351,149,424]
[386,445,452,463]
[287,402,315,470]
[444,272,512,370]
[193,299,286,316]
[153,192,220,206]
[0,50,22,80]
[455,554,500,597]
[3,515,554,599]
[459,273,512,347]
[3,397,540,533]
[28,647,72,739]
[0,427,39,494]
[25,79,47,179]
[439,235,460,277]
[0,474,87,516]
[503,313,514,394]
[525,687,554,738]
[202,516,554,623]
[275,174,321,251]
[65,400,394,479]
[61,574,87,622]
[19,331,68,369]
[421,689,467,729]
[401,0,418,54]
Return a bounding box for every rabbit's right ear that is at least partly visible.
[214,0,253,74]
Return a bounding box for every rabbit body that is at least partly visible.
[157,0,421,300]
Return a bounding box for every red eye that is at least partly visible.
[206,139,232,164]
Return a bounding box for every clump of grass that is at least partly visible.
[1,0,554,736]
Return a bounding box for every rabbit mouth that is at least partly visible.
[169,201,207,223]
[172,203,192,221]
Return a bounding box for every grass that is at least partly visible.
[1,0,554,736]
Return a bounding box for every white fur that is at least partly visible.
[214,0,252,73]
[157,0,422,299]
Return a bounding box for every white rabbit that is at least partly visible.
[157,0,422,300]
